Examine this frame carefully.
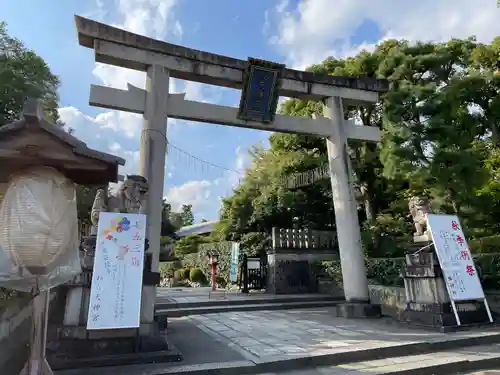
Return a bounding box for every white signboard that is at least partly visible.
[426,214,484,301]
[87,212,146,330]
[229,242,240,283]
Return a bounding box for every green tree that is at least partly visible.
[382,38,500,224]
[170,212,184,229]
[161,200,178,236]
[174,234,207,255]
[219,37,500,256]
[0,22,60,125]
[180,204,194,226]
[76,185,99,224]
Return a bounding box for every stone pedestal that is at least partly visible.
[401,246,491,331]
[266,249,336,294]
[47,236,179,370]
[335,302,381,318]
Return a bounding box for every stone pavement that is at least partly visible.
[187,308,500,362]
[56,306,500,375]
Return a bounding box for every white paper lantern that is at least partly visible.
[0,166,79,279]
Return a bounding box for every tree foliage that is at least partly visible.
[180,204,194,226]
[217,36,500,257]
[0,22,60,125]
[161,200,179,236]
[174,234,208,256]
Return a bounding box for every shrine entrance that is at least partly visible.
[74,15,389,329]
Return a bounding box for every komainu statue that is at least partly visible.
[408,195,433,237]
[90,175,149,231]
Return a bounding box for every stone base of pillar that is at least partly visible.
[49,252,177,370]
[335,302,382,319]
[47,318,181,370]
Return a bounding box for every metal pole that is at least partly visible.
[20,289,53,375]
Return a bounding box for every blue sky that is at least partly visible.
[1,0,499,221]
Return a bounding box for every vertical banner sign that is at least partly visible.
[427,214,493,325]
[87,212,147,330]
[229,242,240,283]
[426,214,484,301]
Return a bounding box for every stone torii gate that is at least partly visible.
[75,15,389,327]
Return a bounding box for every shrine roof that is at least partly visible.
[0,98,125,185]
[75,15,389,94]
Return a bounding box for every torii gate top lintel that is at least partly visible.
[74,15,389,103]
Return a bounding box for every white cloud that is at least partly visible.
[164,180,212,213]
[58,106,142,177]
[217,146,251,191]
[268,0,500,69]
[164,145,252,221]
[91,0,182,92]
[61,1,209,189]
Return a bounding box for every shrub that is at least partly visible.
[181,267,191,280]
[173,269,183,281]
[469,235,500,254]
[189,268,206,283]
[159,262,181,279]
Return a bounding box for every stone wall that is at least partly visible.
[267,249,338,294]
[0,297,33,373]
[367,284,500,318]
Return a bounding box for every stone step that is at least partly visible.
[155,300,342,317]
[53,331,500,375]
[329,342,500,375]
[155,294,342,310]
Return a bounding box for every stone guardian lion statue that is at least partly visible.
[90,175,149,233]
[408,196,433,237]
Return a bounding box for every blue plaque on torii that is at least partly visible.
[237,58,285,124]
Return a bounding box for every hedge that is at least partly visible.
[322,253,500,290]
[182,241,254,286]
[189,267,207,283]
[182,242,233,286]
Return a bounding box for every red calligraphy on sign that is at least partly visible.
[460,250,470,260]
[456,235,465,246]
[132,256,139,267]
[451,221,459,231]
[466,265,474,276]
[132,232,142,241]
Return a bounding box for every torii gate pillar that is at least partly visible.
[138,65,170,330]
[324,97,370,303]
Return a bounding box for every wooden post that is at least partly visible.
[20,289,53,375]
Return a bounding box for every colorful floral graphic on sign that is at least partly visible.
[103,217,131,239]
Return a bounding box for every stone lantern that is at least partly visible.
[0,98,125,374]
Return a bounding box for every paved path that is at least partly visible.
[187,308,500,362]
[56,302,500,375]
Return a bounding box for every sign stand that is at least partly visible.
[87,212,147,330]
[426,214,494,327]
